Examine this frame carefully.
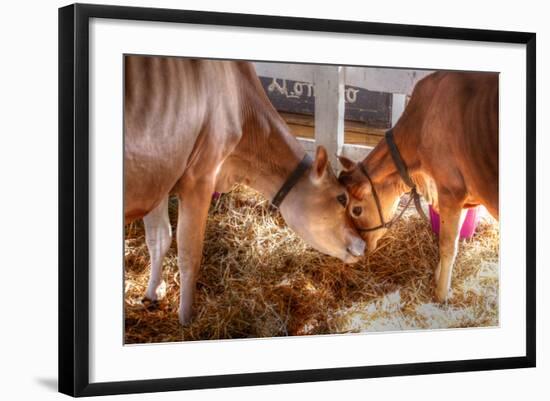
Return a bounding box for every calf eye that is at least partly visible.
[336,194,348,207]
[352,206,363,217]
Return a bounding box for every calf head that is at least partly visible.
[279,146,365,263]
[337,156,401,253]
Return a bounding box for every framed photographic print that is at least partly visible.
[58,3,536,397]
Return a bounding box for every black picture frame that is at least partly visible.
[58,3,536,397]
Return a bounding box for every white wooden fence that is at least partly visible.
[254,63,433,167]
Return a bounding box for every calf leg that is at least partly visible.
[434,204,463,302]
[176,177,215,325]
[143,197,172,301]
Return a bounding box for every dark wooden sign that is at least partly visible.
[259,76,392,128]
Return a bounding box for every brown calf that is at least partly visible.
[125,56,365,324]
[338,71,498,302]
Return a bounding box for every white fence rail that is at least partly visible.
[254,62,433,165]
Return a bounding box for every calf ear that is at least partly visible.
[338,155,356,172]
[311,146,328,182]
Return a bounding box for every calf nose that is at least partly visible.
[347,237,366,257]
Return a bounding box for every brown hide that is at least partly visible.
[405,71,499,216]
[124,56,302,223]
[341,71,498,219]
[124,56,364,265]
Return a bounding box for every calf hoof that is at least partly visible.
[141,298,159,310]
[178,308,193,326]
[144,281,166,302]
[434,286,450,303]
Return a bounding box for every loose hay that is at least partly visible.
[124,185,499,343]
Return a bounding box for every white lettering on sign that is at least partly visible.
[345,88,359,103]
[267,78,358,104]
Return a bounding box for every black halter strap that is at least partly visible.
[355,130,427,232]
[271,153,313,208]
[386,129,415,188]
[386,129,427,221]
[357,162,417,232]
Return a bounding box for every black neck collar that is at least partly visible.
[270,153,313,208]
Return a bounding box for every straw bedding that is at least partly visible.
[124,185,499,344]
